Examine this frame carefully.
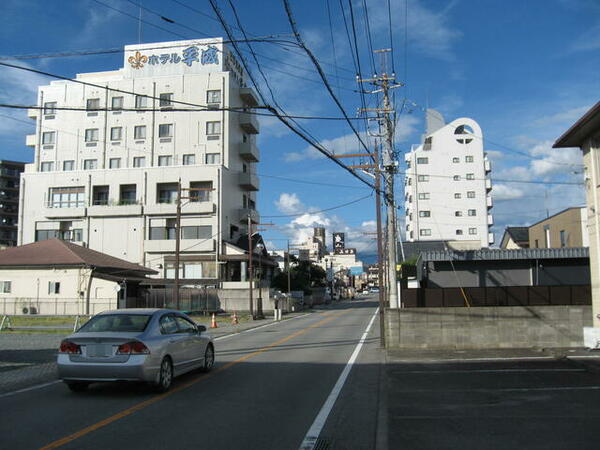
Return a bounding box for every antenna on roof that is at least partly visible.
[138,1,143,44]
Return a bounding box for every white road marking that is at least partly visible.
[299,307,379,450]
[214,313,312,341]
[397,368,586,374]
[395,386,600,393]
[391,356,556,363]
[0,380,61,399]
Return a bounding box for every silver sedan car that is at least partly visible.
[57,309,214,392]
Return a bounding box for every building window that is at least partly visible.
[455,124,474,144]
[206,153,220,164]
[86,98,100,111]
[189,181,212,202]
[420,229,431,236]
[419,211,430,217]
[466,173,475,180]
[157,183,178,204]
[150,218,176,240]
[134,125,146,140]
[468,209,476,216]
[469,228,477,235]
[49,186,85,208]
[83,159,97,170]
[406,160,411,168]
[453,175,461,181]
[560,230,567,247]
[35,229,81,242]
[417,175,429,182]
[423,136,433,150]
[40,162,54,172]
[418,193,430,200]
[416,157,428,164]
[181,225,212,240]
[112,96,123,110]
[85,128,99,142]
[456,229,463,235]
[158,155,173,166]
[465,155,474,162]
[158,123,173,138]
[206,121,221,140]
[467,191,475,198]
[159,93,173,108]
[92,185,109,205]
[110,127,122,141]
[165,260,217,279]
[452,157,460,163]
[120,184,137,205]
[455,211,462,217]
[42,131,56,145]
[63,160,74,171]
[135,95,148,109]
[44,102,57,115]
[0,281,11,293]
[48,281,60,294]
[133,157,146,168]
[207,90,221,106]
[109,158,121,169]
[454,193,461,199]
[183,154,196,165]
[406,178,412,186]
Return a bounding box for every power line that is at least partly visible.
[261,193,373,218]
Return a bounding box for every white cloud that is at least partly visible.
[274,193,305,215]
[533,105,591,127]
[492,184,525,201]
[528,140,582,177]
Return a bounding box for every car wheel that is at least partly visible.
[66,381,89,392]
[200,344,214,373]
[154,357,173,392]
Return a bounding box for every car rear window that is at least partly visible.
[77,314,151,333]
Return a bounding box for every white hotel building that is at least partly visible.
[404,109,494,248]
[19,38,261,281]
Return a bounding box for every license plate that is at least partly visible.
[87,344,112,357]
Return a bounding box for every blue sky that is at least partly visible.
[0,0,598,260]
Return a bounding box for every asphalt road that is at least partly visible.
[0,298,383,450]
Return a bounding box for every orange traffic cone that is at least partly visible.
[232,311,239,325]
[210,313,218,328]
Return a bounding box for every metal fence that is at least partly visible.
[0,298,117,316]
[137,288,220,313]
[401,285,591,308]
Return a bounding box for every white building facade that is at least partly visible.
[404,110,493,247]
[20,38,260,281]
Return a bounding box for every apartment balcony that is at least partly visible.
[240,87,259,107]
[27,108,38,119]
[485,178,492,191]
[144,238,215,253]
[484,158,492,173]
[88,203,143,217]
[486,195,493,208]
[239,172,259,191]
[238,208,259,224]
[239,141,260,162]
[144,201,215,216]
[26,134,36,148]
[240,114,260,134]
[488,232,495,245]
[487,214,494,225]
[44,207,86,219]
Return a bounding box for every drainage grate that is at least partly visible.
[313,437,332,450]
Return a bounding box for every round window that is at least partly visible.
[454,124,474,144]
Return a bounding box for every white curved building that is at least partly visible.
[404,110,493,248]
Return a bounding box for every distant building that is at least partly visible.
[0,160,25,247]
[528,207,588,249]
[19,38,261,285]
[499,227,529,249]
[553,101,600,330]
[295,228,326,262]
[404,109,493,247]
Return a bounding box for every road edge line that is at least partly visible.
[299,307,379,450]
[0,380,61,399]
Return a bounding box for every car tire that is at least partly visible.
[154,357,173,393]
[66,381,89,392]
[200,344,214,373]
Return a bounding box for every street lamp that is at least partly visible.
[255,242,265,319]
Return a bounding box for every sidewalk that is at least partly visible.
[0,311,311,395]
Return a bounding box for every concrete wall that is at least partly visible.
[529,207,587,248]
[216,288,290,313]
[385,306,592,349]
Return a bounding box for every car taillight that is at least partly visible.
[116,341,150,355]
[59,340,81,354]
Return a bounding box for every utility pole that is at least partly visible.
[374,144,386,346]
[174,178,182,310]
[247,215,255,319]
[286,240,291,295]
[359,48,402,309]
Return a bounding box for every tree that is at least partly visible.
[270,260,327,294]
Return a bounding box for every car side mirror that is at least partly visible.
[197,325,207,333]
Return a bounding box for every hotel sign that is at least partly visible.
[128,45,219,70]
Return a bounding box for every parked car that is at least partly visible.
[370,287,380,293]
[57,309,214,392]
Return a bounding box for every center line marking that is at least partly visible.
[40,311,346,450]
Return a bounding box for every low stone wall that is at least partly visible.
[217,288,291,313]
[385,306,593,349]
